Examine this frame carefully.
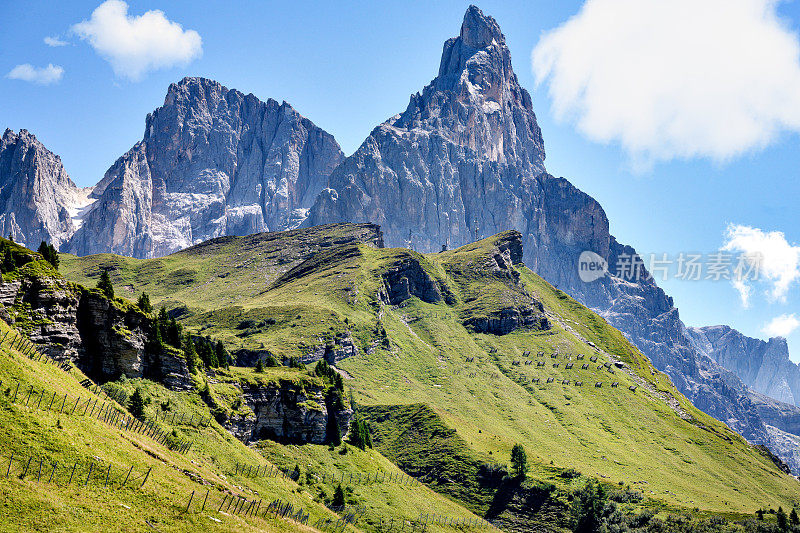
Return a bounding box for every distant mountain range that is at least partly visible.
[3,5,800,472]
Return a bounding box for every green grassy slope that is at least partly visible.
[0,320,486,532]
[0,235,491,532]
[59,225,800,524]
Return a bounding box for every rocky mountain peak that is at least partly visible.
[0,129,86,248]
[65,77,344,258]
[460,5,504,50]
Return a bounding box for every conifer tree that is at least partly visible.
[129,389,145,420]
[137,293,153,314]
[778,507,788,531]
[183,332,199,374]
[333,484,345,508]
[510,443,528,479]
[97,269,114,299]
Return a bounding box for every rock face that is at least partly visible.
[0,129,90,249]
[306,5,548,252]
[304,5,800,471]
[380,255,450,306]
[225,379,352,445]
[64,77,344,258]
[688,325,800,406]
[3,270,190,388]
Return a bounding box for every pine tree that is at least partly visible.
[332,484,345,508]
[779,507,790,531]
[48,244,58,269]
[37,241,49,262]
[571,480,606,533]
[510,443,528,479]
[255,359,264,372]
[137,293,153,314]
[790,508,799,526]
[347,417,372,450]
[97,269,114,299]
[128,389,145,420]
[183,332,199,374]
[265,355,279,367]
[215,340,230,368]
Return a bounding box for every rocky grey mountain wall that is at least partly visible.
[0,129,84,249]
[64,77,344,258]
[688,325,800,406]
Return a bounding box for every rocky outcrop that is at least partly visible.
[4,271,190,388]
[380,254,452,306]
[225,379,352,445]
[0,129,91,248]
[687,325,800,406]
[464,306,548,336]
[64,77,344,258]
[300,332,360,365]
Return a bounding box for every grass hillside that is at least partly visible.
[0,318,488,532]
[0,234,491,532]
[59,225,800,530]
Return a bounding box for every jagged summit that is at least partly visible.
[460,5,504,49]
[63,77,344,258]
[307,5,547,250]
[393,5,543,167]
[0,129,89,248]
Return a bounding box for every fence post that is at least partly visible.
[140,467,152,488]
[68,461,78,484]
[104,464,111,487]
[122,465,134,486]
[37,458,43,481]
[6,453,13,478]
[12,382,19,402]
[20,456,32,479]
[47,462,57,483]
[218,495,228,512]
[85,462,94,486]
[186,490,195,512]
[201,489,209,511]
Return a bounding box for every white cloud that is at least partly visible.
[721,224,800,306]
[763,313,800,338]
[71,0,202,81]
[7,64,64,85]
[44,36,68,47]
[532,0,800,166]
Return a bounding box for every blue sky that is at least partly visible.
[2,0,800,360]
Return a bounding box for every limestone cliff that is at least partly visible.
[64,77,344,258]
[0,129,91,248]
[688,325,800,406]
[220,377,352,446]
[0,253,190,389]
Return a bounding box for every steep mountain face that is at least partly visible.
[688,325,800,406]
[307,6,552,250]
[305,5,800,471]
[0,129,90,249]
[64,77,344,258]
